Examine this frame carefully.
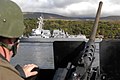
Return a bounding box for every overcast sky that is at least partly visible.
[11,0,120,17]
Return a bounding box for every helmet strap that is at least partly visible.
[0,42,17,57]
[11,44,17,57]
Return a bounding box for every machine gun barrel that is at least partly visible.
[80,1,103,80]
[67,1,103,80]
[89,1,103,42]
[83,1,103,66]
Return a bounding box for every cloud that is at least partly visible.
[11,0,120,17]
[101,0,120,16]
[109,0,120,5]
[64,2,97,17]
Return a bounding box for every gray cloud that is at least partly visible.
[51,0,85,7]
[109,0,120,4]
[11,0,120,17]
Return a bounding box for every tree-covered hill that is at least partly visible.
[24,18,120,39]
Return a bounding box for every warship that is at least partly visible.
[29,15,87,40]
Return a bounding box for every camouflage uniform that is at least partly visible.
[0,54,24,80]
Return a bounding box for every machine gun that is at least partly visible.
[77,1,103,80]
[53,1,103,80]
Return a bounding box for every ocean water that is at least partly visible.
[11,42,54,69]
[10,39,100,69]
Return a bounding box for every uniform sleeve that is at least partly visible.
[0,66,24,80]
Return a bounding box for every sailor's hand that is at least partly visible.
[22,64,38,78]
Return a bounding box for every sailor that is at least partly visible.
[0,0,38,80]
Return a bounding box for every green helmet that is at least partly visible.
[0,0,25,38]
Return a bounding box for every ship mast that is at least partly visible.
[37,16,44,30]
